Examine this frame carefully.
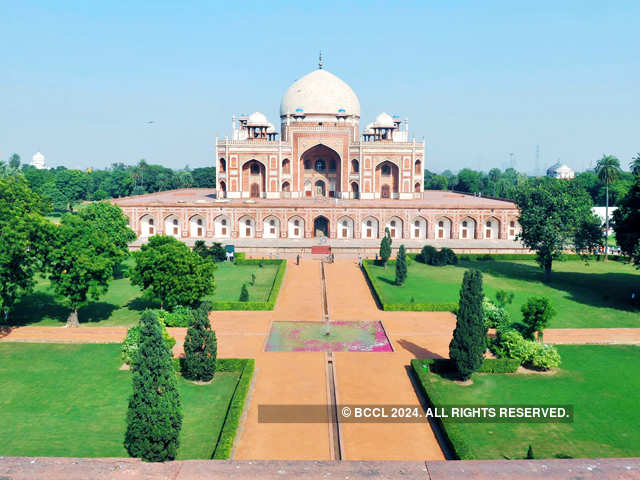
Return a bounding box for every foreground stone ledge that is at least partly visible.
[1,457,639,480]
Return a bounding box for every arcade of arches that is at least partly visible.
[132,212,518,241]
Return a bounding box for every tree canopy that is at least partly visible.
[515,177,602,281]
[131,235,216,310]
[0,176,52,319]
[613,175,640,266]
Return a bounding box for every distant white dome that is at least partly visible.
[280,69,360,117]
[373,112,395,128]
[30,151,46,170]
[247,111,268,125]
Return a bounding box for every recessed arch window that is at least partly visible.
[381,164,391,175]
[250,163,260,174]
[315,159,326,172]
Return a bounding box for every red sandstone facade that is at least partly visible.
[113,66,522,250]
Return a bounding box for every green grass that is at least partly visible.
[204,262,279,303]
[0,343,247,459]
[364,258,640,328]
[412,345,640,460]
[8,260,281,327]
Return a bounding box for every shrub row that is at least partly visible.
[212,358,255,459]
[209,259,287,310]
[383,302,459,312]
[477,357,520,373]
[411,359,475,460]
[362,259,457,312]
[458,253,626,262]
[416,246,458,266]
[418,357,519,375]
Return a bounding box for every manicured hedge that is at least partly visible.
[362,260,458,312]
[457,253,626,262]
[477,357,520,373]
[411,359,475,460]
[212,358,255,459]
[210,259,286,311]
[411,357,521,460]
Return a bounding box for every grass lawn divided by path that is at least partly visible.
[365,259,640,328]
[0,343,247,460]
[8,260,281,327]
[412,345,640,460]
[203,262,279,303]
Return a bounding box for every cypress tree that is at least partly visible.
[239,283,249,301]
[449,269,486,380]
[182,305,217,381]
[395,244,407,285]
[379,228,392,267]
[526,444,535,459]
[124,310,182,461]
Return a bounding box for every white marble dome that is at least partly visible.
[373,112,395,128]
[280,69,360,117]
[247,111,268,125]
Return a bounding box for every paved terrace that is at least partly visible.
[1,457,639,480]
[112,188,519,210]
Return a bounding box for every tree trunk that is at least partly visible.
[604,183,609,261]
[543,261,552,283]
[66,309,80,328]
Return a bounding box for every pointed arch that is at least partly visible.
[287,215,305,239]
[189,214,206,238]
[337,216,354,239]
[263,215,281,239]
[435,217,452,239]
[214,214,230,238]
[164,214,181,237]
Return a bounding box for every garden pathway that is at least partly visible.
[1,258,640,462]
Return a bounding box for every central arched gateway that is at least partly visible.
[300,144,342,198]
[313,216,330,237]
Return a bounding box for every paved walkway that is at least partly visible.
[1,258,640,463]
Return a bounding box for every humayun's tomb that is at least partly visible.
[114,63,524,254]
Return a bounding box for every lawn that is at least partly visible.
[203,262,279,303]
[0,343,243,459]
[8,260,281,327]
[365,258,640,328]
[413,345,640,460]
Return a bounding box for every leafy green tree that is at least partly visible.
[449,269,486,380]
[124,310,182,462]
[40,182,69,212]
[182,304,217,381]
[48,214,124,327]
[630,154,640,176]
[612,175,640,266]
[192,167,217,188]
[395,244,407,285]
[54,169,87,210]
[521,296,555,341]
[494,290,514,308]
[0,177,52,320]
[595,155,622,260]
[239,283,249,301]
[78,201,136,258]
[131,235,216,310]
[379,228,392,267]
[8,153,21,170]
[515,178,602,281]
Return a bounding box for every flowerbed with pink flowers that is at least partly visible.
[265,321,393,352]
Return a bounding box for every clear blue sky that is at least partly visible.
[1,1,638,173]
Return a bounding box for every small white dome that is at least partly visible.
[281,69,360,117]
[247,111,268,125]
[373,112,395,128]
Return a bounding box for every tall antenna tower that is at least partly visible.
[535,144,540,176]
[509,153,515,170]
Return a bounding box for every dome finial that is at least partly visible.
[318,51,323,69]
